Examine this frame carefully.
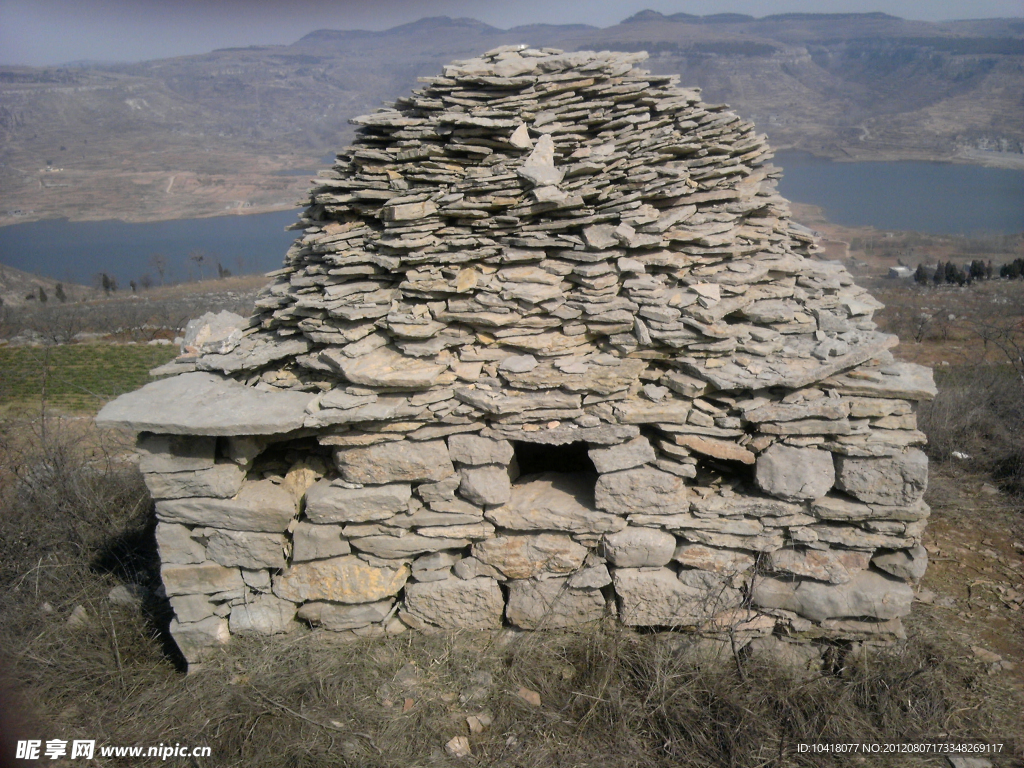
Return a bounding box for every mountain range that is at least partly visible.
[1,11,1021,226]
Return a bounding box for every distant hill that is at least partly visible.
[0,263,92,307]
[1,11,1021,226]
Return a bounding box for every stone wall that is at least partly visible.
[96,46,936,667]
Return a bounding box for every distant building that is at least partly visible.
[888,266,914,279]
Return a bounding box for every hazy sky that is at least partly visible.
[1,0,1021,67]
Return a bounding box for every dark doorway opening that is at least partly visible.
[512,441,596,477]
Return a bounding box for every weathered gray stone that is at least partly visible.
[871,545,928,581]
[351,533,472,558]
[447,435,514,465]
[182,311,245,355]
[156,480,296,532]
[323,345,447,389]
[676,569,743,609]
[835,450,928,505]
[673,544,755,574]
[169,593,216,623]
[588,436,656,473]
[292,522,351,561]
[485,472,624,534]
[755,444,835,502]
[417,475,462,504]
[228,595,298,635]
[452,556,505,581]
[612,567,707,626]
[751,570,913,622]
[472,533,587,579]
[458,465,511,506]
[568,564,612,589]
[137,434,215,473]
[304,479,411,523]
[334,440,454,484]
[297,599,394,630]
[602,527,676,567]
[768,547,871,584]
[162,562,244,596]
[156,522,207,564]
[595,466,689,515]
[404,577,504,629]
[506,578,605,629]
[272,556,409,603]
[144,463,246,500]
[169,616,230,663]
[96,372,314,435]
[204,529,287,570]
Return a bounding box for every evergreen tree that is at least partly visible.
[55,283,67,302]
[914,263,928,285]
[933,261,944,285]
[38,286,47,303]
[944,261,959,284]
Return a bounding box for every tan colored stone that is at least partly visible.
[273,556,409,603]
[472,533,587,579]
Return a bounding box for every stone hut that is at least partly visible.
[97,47,936,668]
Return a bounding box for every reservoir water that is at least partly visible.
[773,151,1024,235]
[0,155,1021,287]
[0,210,300,288]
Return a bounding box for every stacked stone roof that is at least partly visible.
[98,47,936,667]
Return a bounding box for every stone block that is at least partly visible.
[835,450,928,505]
[144,463,246,500]
[162,562,244,596]
[96,372,314,436]
[751,570,913,622]
[505,578,605,629]
[292,522,351,561]
[404,577,504,629]
[204,529,287,569]
[485,472,624,534]
[612,567,706,626]
[588,436,655,473]
[169,593,216,623]
[447,435,514,465]
[595,466,689,515]
[673,544,755,574]
[273,556,409,603]
[169,616,230,664]
[228,594,298,635]
[472,533,587,579]
[871,545,928,581]
[602,527,676,567]
[298,599,394,631]
[156,480,296,532]
[458,465,511,506]
[156,522,207,564]
[137,434,215,473]
[768,547,871,584]
[304,480,411,523]
[334,439,454,484]
[350,533,472,558]
[755,444,835,502]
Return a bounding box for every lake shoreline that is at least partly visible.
[2,149,1022,230]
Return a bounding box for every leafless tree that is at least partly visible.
[150,253,168,285]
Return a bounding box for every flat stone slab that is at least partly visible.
[96,372,314,436]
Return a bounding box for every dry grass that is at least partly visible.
[1,420,1022,767]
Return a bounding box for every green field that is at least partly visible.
[0,344,178,413]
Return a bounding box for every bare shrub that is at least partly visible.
[919,365,1024,494]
